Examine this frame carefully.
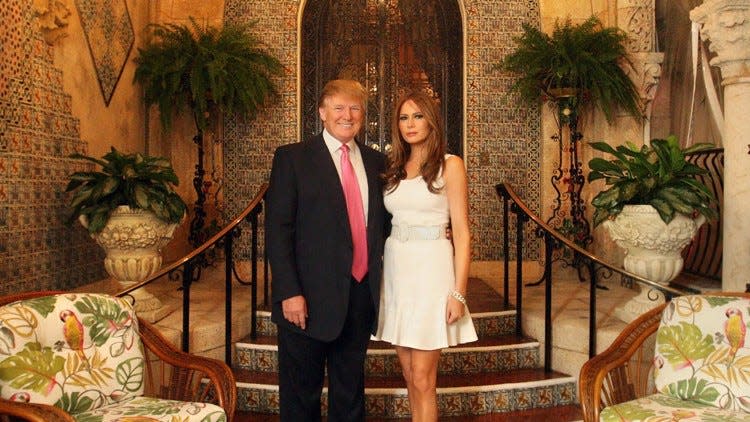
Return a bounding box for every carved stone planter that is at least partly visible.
[604,205,705,322]
[82,206,178,322]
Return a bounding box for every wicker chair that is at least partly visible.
[0,291,236,422]
[579,292,750,422]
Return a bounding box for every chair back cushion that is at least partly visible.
[654,294,750,412]
[0,293,145,413]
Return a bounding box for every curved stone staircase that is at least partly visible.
[232,279,578,419]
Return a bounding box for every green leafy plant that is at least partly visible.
[588,135,718,227]
[133,18,283,132]
[66,148,187,234]
[500,16,641,123]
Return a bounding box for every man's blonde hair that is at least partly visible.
[318,79,367,109]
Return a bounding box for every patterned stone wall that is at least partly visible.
[0,0,105,293]
[222,0,542,261]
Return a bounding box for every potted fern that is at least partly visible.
[66,148,187,317]
[133,18,283,245]
[500,16,641,123]
[588,136,717,284]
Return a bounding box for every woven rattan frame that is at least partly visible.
[0,291,237,422]
[579,292,750,422]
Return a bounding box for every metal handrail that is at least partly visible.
[116,183,269,364]
[495,182,694,371]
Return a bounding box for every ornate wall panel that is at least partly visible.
[74,0,135,105]
[0,0,105,293]
[223,0,541,260]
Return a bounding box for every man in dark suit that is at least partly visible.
[265,79,388,421]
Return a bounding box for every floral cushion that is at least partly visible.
[654,295,750,412]
[73,396,227,422]
[0,293,145,413]
[601,393,750,422]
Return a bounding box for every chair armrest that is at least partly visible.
[579,304,665,422]
[0,399,75,422]
[137,318,237,422]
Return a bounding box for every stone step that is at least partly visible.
[253,309,518,338]
[236,404,584,421]
[235,335,540,376]
[233,367,577,417]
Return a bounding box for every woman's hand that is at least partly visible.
[446,296,465,324]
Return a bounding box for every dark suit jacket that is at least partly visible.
[265,134,388,342]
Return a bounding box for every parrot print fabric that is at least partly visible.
[0,293,144,411]
[0,293,226,421]
[601,295,750,421]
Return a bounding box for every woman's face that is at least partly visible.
[398,100,430,146]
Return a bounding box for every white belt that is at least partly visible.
[391,224,446,242]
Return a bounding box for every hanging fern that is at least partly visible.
[500,16,642,123]
[133,18,283,132]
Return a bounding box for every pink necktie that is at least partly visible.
[340,144,368,282]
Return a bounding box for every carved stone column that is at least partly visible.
[691,0,750,292]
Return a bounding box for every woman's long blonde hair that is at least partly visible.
[383,90,446,194]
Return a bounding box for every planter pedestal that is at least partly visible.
[604,205,705,322]
[84,206,178,322]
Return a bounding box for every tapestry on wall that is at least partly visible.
[74,0,134,106]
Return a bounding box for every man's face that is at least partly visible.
[318,94,364,143]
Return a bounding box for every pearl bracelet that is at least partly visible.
[450,290,467,306]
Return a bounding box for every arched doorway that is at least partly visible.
[300,0,463,155]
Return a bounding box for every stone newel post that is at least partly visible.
[691,0,750,292]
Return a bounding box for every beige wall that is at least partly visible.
[55,1,148,158]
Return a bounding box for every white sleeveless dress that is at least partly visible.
[374,158,478,350]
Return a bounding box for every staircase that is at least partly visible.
[231,278,577,418]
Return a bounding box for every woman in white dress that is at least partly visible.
[374,90,477,421]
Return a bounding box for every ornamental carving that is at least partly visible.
[603,205,704,256]
[32,0,72,45]
[626,52,664,107]
[690,0,750,80]
[618,0,656,53]
[84,207,177,251]
[83,206,178,283]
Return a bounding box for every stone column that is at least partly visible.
[612,0,667,322]
[691,0,750,292]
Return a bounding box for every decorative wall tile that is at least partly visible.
[0,0,105,293]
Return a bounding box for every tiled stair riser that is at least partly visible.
[237,309,577,417]
[235,344,540,376]
[236,380,577,416]
[253,310,517,337]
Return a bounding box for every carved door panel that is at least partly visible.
[301,0,463,155]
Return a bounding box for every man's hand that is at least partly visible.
[282,295,308,330]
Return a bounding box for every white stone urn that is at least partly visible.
[604,204,706,322]
[81,206,178,321]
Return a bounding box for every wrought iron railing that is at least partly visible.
[682,148,724,280]
[495,182,693,372]
[115,183,269,365]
